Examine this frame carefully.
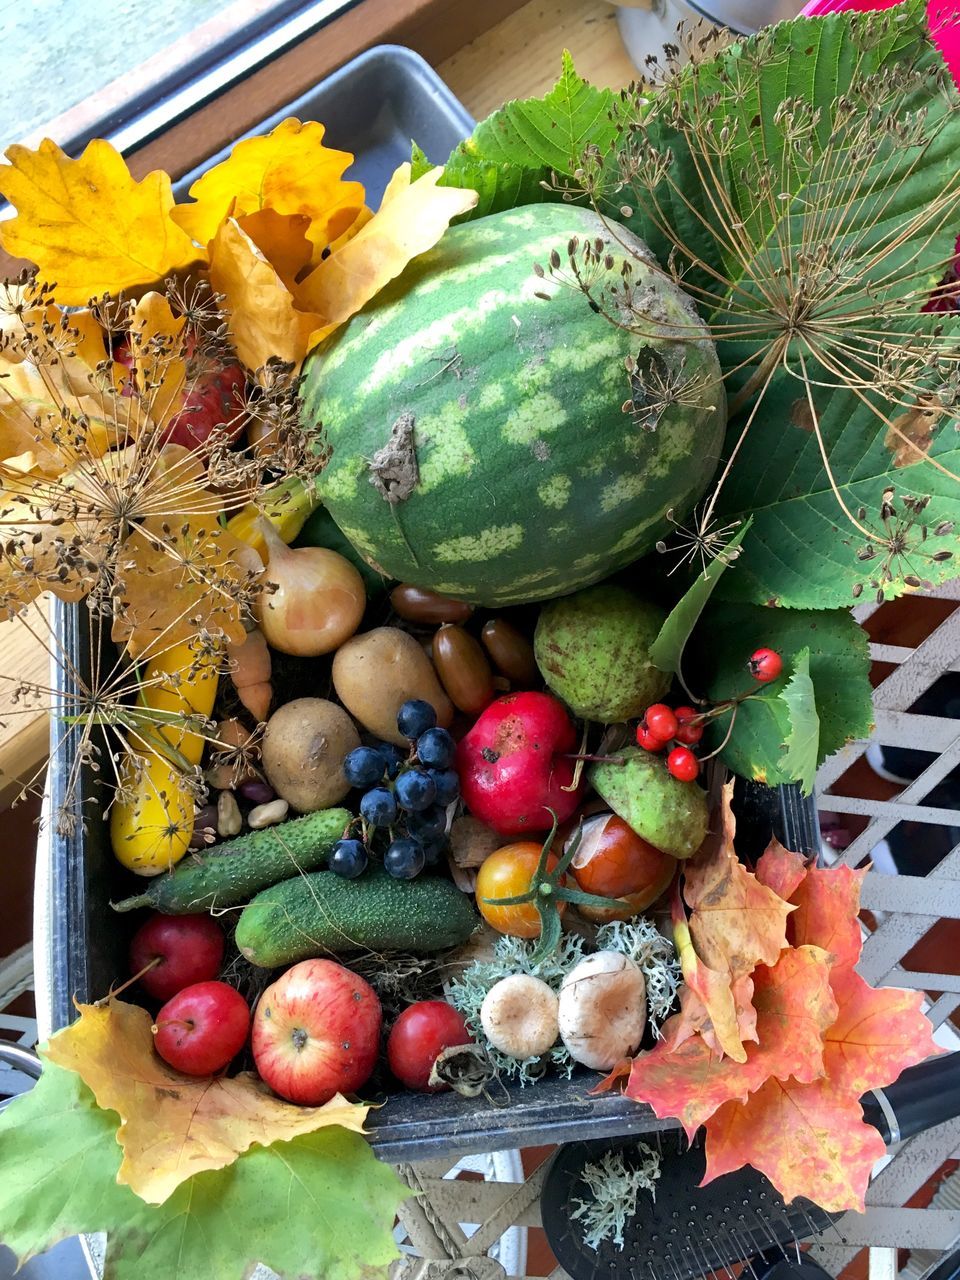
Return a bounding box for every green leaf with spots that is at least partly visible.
[0,1060,407,1280]
[412,51,618,221]
[650,518,752,674]
[779,649,820,796]
[698,604,873,787]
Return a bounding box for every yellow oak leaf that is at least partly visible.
[239,209,314,291]
[43,999,368,1204]
[208,217,323,374]
[128,291,187,432]
[0,138,198,305]
[294,163,479,340]
[170,118,365,262]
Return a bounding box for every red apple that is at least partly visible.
[456,692,583,837]
[153,980,250,1076]
[252,959,382,1105]
[162,363,246,451]
[387,1001,473,1092]
[129,911,224,1001]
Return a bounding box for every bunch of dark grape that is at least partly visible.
[329,700,460,880]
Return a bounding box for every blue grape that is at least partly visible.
[329,838,368,879]
[360,786,397,827]
[416,727,456,770]
[417,835,447,866]
[384,837,425,880]
[397,699,437,740]
[406,804,447,840]
[394,768,437,813]
[342,746,387,789]
[375,741,406,779]
[429,768,460,806]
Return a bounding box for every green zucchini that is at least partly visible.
[235,867,477,966]
[111,808,351,914]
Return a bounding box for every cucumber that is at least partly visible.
[111,808,351,914]
[235,867,477,965]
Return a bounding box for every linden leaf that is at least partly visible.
[171,117,365,263]
[684,782,795,977]
[703,1075,887,1213]
[789,863,865,967]
[0,1059,407,1280]
[208,217,323,374]
[43,999,368,1204]
[621,945,837,1140]
[0,138,198,304]
[779,648,820,796]
[756,837,808,901]
[294,163,479,334]
[823,964,942,1096]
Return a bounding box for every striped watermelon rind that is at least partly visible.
[301,204,726,605]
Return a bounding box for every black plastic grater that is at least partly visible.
[541,1052,960,1280]
[541,1134,833,1280]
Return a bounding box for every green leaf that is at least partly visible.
[623,5,960,608]
[415,51,618,221]
[698,604,873,787]
[779,648,820,796]
[649,517,752,673]
[0,1061,407,1280]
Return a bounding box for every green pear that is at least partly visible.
[534,585,670,722]
[588,747,708,860]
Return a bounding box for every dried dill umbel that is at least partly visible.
[0,274,320,829]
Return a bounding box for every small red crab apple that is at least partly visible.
[667,746,700,783]
[747,647,783,683]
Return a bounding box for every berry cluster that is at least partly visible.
[330,700,459,881]
[636,703,703,782]
[634,647,784,782]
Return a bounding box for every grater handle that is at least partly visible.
[861,1051,960,1143]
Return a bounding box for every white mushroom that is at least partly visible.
[558,951,647,1071]
[480,975,560,1058]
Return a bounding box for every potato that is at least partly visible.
[332,627,454,746]
[262,698,360,812]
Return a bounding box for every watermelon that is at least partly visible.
[301,205,725,605]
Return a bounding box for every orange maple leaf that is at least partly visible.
[684,784,795,978]
[823,963,941,1095]
[617,944,837,1140]
[756,837,808,900]
[789,863,865,966]
[702,1075,887,1213]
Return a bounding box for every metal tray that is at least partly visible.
[34,45,821,1165]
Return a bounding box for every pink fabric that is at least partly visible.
[800,0,959,84]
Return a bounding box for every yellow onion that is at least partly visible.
[256,518,365,656]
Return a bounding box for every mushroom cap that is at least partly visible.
[558,950,647,1071]
[480,974,560,1058]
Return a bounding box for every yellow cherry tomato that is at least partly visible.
[110,744,195,877]
[475,842,566,938]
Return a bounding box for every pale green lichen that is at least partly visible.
[595,919,681,1035]
[571,1146,661,1251]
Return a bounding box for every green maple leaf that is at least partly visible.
[412,50,617,220]
[699,604,872,788]
[0,1061,407,1280]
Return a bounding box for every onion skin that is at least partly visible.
[256,520,366,657]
